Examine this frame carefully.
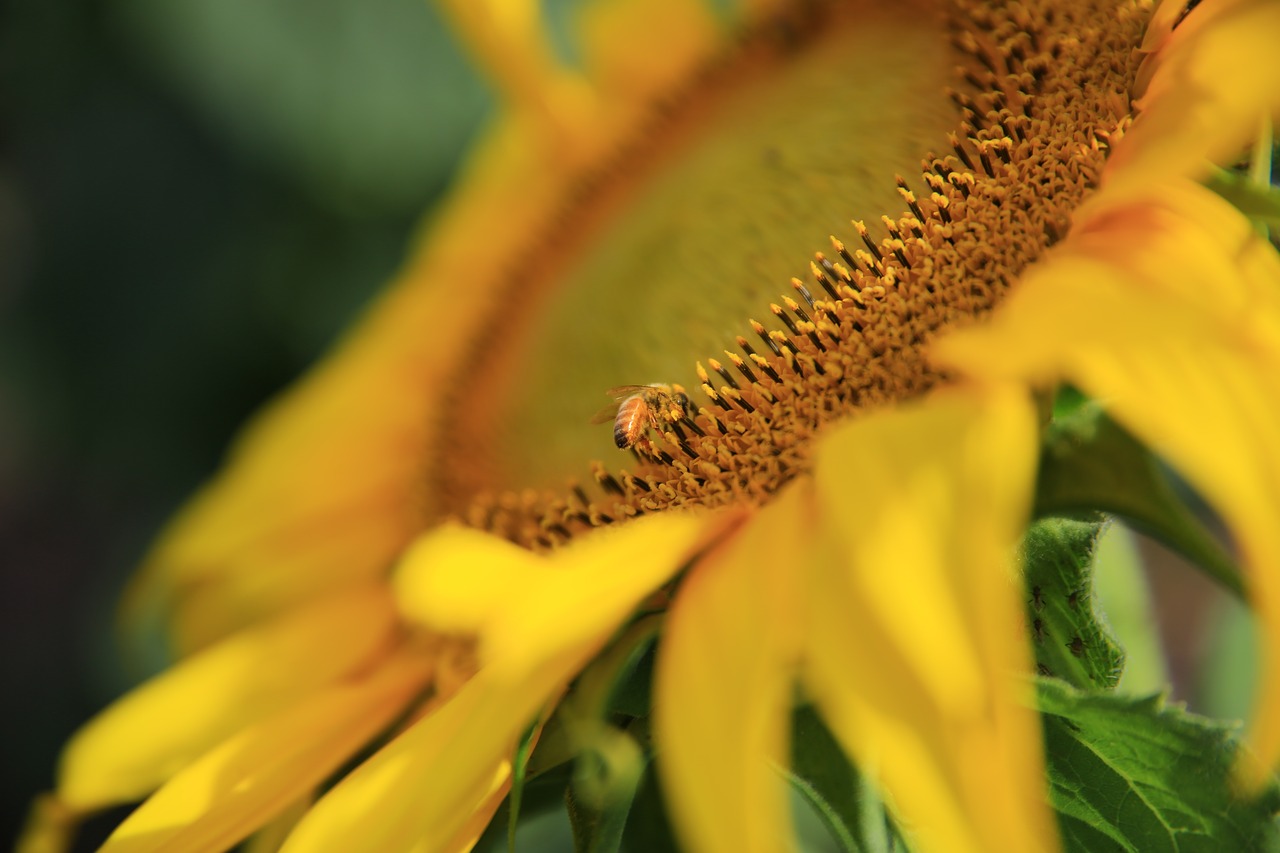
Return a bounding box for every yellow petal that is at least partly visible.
[804,388,1056,853]
[414,769,512,853]
[243,794,312,853]
[653,485,810,853]
[1134,0,1191,56]
[278,667,522,853]
[395,511,731,671]
[434,0,595,145]
[393,522,543,636]
[1107,0,1280,192]
[98,649,433,853]
[288,512,721,852]
[143,494,408,656]
[483,510,730,676]
[60,585,397,811]
[17,795,76,853]
[122,336,436,653]
[933,182,1280,783]
[577,0,720,110]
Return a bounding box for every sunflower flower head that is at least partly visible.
[24,0,1280,851]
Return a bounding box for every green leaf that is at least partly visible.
[1035,398,1244,600]
[788,705,897,853]
[1022,516,1125,690]
[621,760,684,853]
[1039,679,1280,853]
[608,639,658,719]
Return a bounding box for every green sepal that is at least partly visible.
[565,725,648,853]
[556,616,662,852]
[1039,679,1280,852]
[1022,516,1125,689]
[506,720,541,852]
[1035,396,1243,600]
[471,764,574,853]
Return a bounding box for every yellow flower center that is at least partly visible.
[428,0,1149,548]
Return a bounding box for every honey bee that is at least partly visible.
[592,383,692,449]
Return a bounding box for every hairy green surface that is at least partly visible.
[1040,680,1280,853]
[1023,516,1125,689]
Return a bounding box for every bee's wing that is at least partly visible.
[589,402,621,425]
[593,385,651,424]
[604,384,650,398]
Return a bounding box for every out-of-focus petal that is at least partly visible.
[577,0,720,109]
[416,773,512,853]
[393,523,542,636]
[1108,0,1280,192]
[934,181,1280,784]
[481,511,735,675]
[17,795,75,853]
[435,0,595,144]
[59,585,397,811]
[126,433,418,655]
[97,649,434,853]
[803,388,1055,853]
[653,486,810,853]
[277,674,512,853]
[1135,0,1190,55]
[286,512,724,852]
[243,795,311,853]
[394,512,729,671]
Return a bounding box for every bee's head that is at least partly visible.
[670,384,692,420]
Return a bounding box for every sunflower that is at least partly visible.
[23,0,1280,850]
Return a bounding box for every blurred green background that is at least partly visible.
[0,0,492,844]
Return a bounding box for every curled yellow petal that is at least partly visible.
[804,388,1056,853]
[653,486,810,853]
[98,649,433,853]
[483,510,728,676]
[933,181,1280,783]
[394,511,728,670]
[393,522,543,636]
[1108,0,1280,191]
[60,585,397,811]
